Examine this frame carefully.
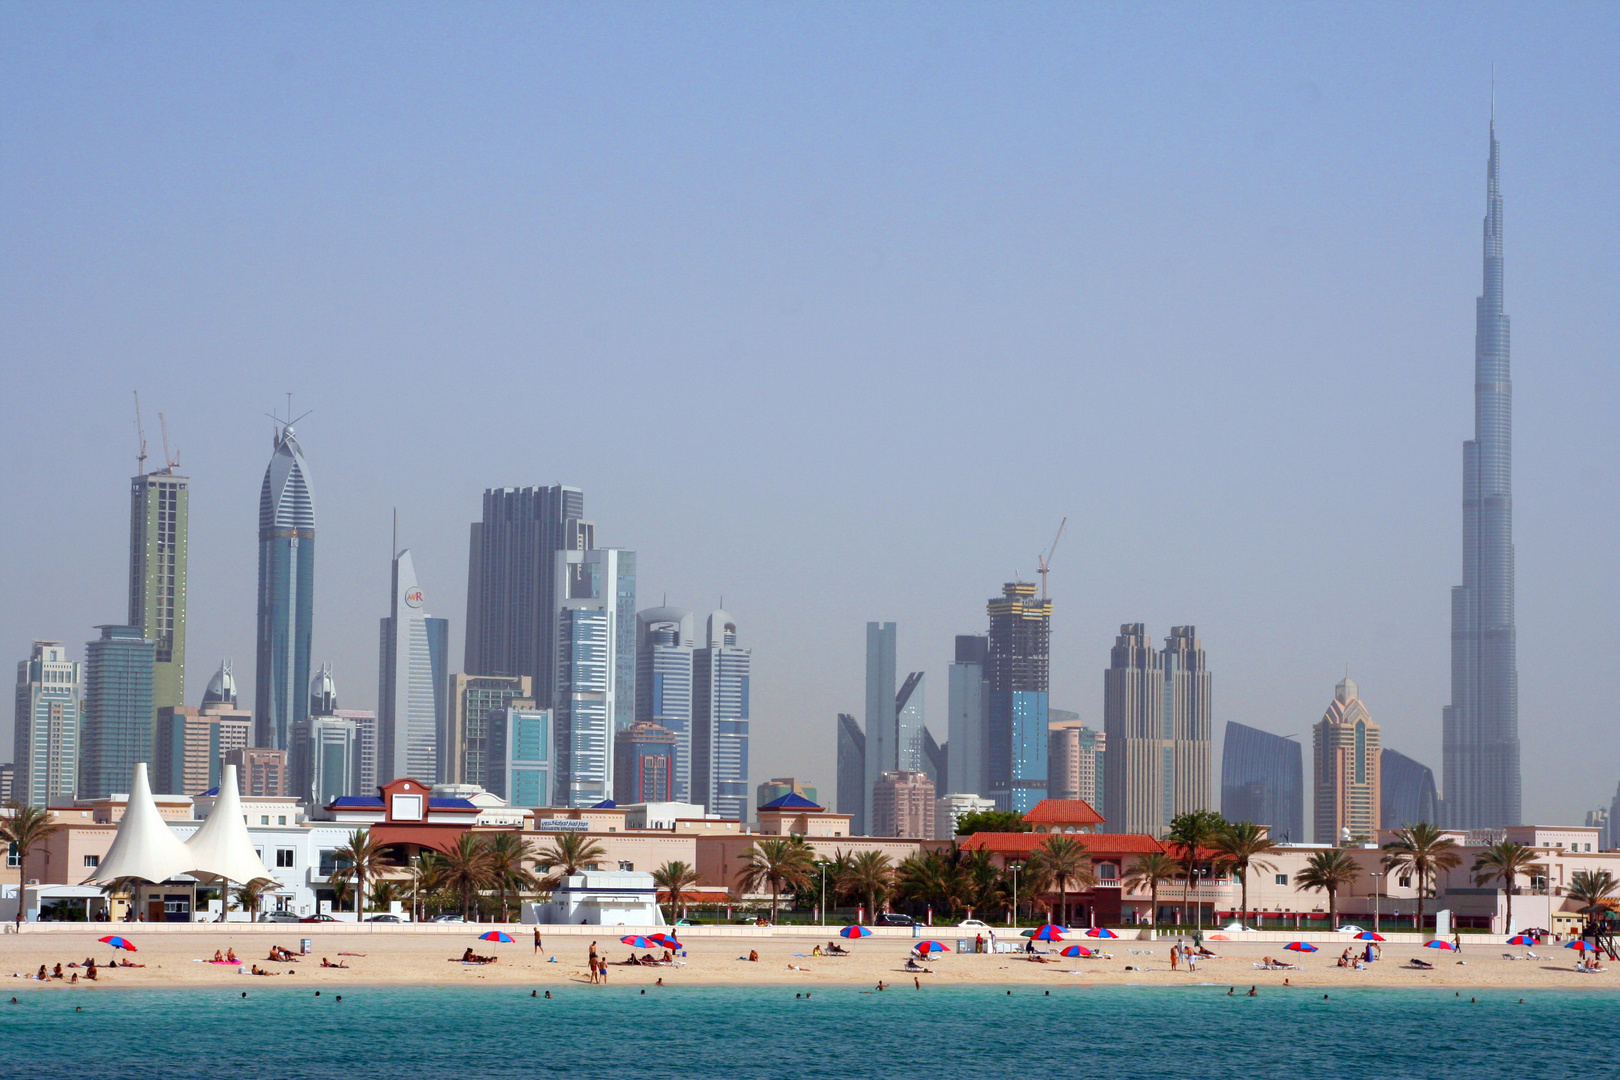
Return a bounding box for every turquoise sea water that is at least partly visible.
[0,984,1606,1079]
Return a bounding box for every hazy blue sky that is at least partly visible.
[3,3,1615,823]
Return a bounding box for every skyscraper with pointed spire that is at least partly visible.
[254,422,315,751]
[1443,103,1522,830]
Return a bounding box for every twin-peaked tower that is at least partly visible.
[1443,109,1522,830]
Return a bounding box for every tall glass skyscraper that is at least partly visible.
[378,548,449,784]
[13,641,82,807]
[862,622,897,817]
[1381,748,1441,831]
[128,468,188,711]
[1443,109,1522,830]
[554,548,635,806]
[1220,721,1303,842]
[1103,624,1211,837]
[692,609,749,821]
[254,424,315,751]
[636,607,695,802]
[946,635,988,798]
[986,583,1051,814]
[78,625,155,800]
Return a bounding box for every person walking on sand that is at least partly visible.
[534,928,543,954]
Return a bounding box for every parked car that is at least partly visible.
[300,913,337,923]
[1335,924,1368,935]
[957,919,992,929]
[365,914,401,923]
[878,914,916,927]
[428,913,466,923]
[257,911,300,923]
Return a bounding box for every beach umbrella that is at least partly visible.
[478,931,515,943]
[915,941,950,954]
[1506,935,1536,946]
[1060,945,1095,958]
[1283,941,1317,953]
[1564,940,1599,952]
[1352,931,1385,941]
[1423,939,1456,951]
[97,936,136,952]
[620,935,659,948]
[1030,924,1066,942]
[1083,928,1119,939]
[839,925,872,939]
[647,932,673,945]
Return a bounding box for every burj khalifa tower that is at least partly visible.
[1442,103,1521,830]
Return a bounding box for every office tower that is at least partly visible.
[289,714,356,806]
[225,747,287,797]
[871,771,936,839]
[1219,721,1303,842]
[636,607,695,802]
[254,423,316,751]
[757,777,818,807]
[946,634,988,797]
[986,583,1052,814]
[377,548,449,784]
[78,626,155,800]
[201,660,238,707]
[0,764,12,803]
[489,706,551,805]
[155,705,249,795]
[936,792,996,839]
[1050,714,1107,813]
[1103,624,1212,837]
[465,486,592,705]
[336,710,378,795]
[614,720,677,803]
[863,622,897,819]
[445,674,533,787]
[13,641,81,807]
[1443,110,1522,831]
[1380,748,1441,831]
[127,466,188,711]
[895,671,926,773]
[692,609,749,821]
[1313,676,1381,843]
[1611,781,1620,851]
[1584,808,1609,852]
[554,548,634,807]
[836,713,866,834]
[921,726,947,795]
[308,662,338,715]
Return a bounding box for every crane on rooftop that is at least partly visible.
[1036,516,1067,601]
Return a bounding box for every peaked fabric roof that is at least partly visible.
[184,764,277,886]
[81,763,195,886]
[760,792,822,810]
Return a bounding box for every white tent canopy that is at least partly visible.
[81,763,194,886]
[183,764,276,887]
[82,763,276,889]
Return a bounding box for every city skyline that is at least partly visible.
[3,7,1616,823]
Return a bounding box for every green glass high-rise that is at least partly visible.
[128,469,188,711]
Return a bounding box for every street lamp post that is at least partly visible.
[1371,872,1384,935]
[1193,868,1207,936]
[819,863,827,927]
[1008,862,1023,929]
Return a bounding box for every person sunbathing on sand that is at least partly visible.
[812,945,823,956]
[213,951,225,962]
[34,966,46,981]
[225,949,238,964]
[827,942,849,955]
[787,964,810,971]
[321,958,349,969]
[904,958,934,973]
[1409,958,1434,970]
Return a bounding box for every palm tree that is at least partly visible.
[484,833,538,922]
[735,837,816,922]
[1470,840,1542,934]
[1027,835,1096,926]
[959,849,1006,921]
[1382,822,1461,932]
[1566,870,1618,922]
[838,849,895,923]
[652,860,701,923]
[231,880,269,921]
[1209,822,1281,928]
[413,851,447,920]
[1,804,61,927]
[1295,848,1361,928]
[895,850,955,915]
[440,833,496,919]
[533,832,610,889]
[332,828,388,917]
[1123,851,1178,928]
[329,876,354,914]
[369,879,401,913]
[1166,810,1226,927]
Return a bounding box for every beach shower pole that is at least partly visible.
[1008,862,1023,929]
[1371,873,1383,935]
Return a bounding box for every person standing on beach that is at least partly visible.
[534,928,543,954]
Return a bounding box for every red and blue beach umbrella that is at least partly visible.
[1060,945,1095,958]
[97,936,136,952]
[1083,928,1119,939]
[1031,924,1066,942]
[479,931,515,943]
[1564,939,1599,952]
[1423,939,1456,951]
[1506,934,1536,946]
[840,925,872,939]
[620,935,659,948]
[1352,931,1385,941]
[915,941,950,954]
[1283,941,1317,953]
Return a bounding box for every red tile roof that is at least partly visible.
[959,832,1166,856]
[1022,799,1105,825]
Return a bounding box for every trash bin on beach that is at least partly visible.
[300,938,312,955]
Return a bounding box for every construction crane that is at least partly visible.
[1036,516,1067,600]
[158,413,180,472]
[132,391,148,474]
